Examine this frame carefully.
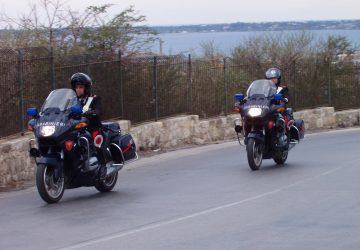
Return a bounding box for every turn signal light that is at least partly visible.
[268,121,274,129]
[28,125,33,131]
[65,140,74,151]
[277,107,285,113]
[75,122,88,129]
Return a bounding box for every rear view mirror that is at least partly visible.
[26,107,39,118]
[234,93,245,102]
[274,94,283,101]
[70,106,82,114]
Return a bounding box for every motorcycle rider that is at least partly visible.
[70,72,107,180]
[265,67,295,128]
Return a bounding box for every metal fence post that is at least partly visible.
[223,57,228,116]
[50,47,56,89]
[85,54,91,75]
[292,61,297,110]
[18,49,25,135]
[328,62,332,106]
[188,54,192,114]
[153,56,158,121]
[117,50,124,118]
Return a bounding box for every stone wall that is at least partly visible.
[1,107,359,188]
[335,109,360,128]
[0,135,36,188]
[294,107,337,130]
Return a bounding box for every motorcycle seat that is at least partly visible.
[101,122,120,132]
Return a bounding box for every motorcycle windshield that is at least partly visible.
[247,79,277,98]
[41,88,79,112]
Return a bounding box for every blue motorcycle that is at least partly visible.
[27,88,137,203]
[234,80,305,170]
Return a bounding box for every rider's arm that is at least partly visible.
[278,86,289,103]
[91,96,103,117]
[83,96,103,118]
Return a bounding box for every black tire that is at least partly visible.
[36,164,65,204]
[273,150,288,165]
[246,138,263,171]
[95,172,118,192]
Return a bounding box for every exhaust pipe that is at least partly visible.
[105,162,124,177]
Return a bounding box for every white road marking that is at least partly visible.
[58,159,358,250]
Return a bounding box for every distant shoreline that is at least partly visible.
[150,29,360,54]
[155,28,360,35]
[152,20,360,34]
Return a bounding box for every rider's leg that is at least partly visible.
[92,127,108,180]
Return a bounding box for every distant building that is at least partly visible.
[337,53,360,64]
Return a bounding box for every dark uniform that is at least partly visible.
[265,68,294,126]
[80,96,108,174]
[80,95,102,127]
[276,85,294,125]
[71,72,107,180]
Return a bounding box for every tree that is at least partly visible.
[0,0,66,49]
[231,31,314,67]
[318,35,356,63]
[80,5,157,55]
[0,0,157,55]
[199,40,224,66]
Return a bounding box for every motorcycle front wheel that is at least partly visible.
[246,138,263,171]
[36,164,65,204]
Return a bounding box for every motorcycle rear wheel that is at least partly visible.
[246,138,263,171]
[95,172,118,192]
[36,164,65,204]
[273,150,288,165]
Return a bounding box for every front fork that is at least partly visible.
[275,114,289,149]
[36,152,64,182]
[29,138,65,182]
[234,116,266,149]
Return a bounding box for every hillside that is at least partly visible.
[153,20,360,33]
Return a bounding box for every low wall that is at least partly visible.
[0,107,359,188]
[0,135,35,188]
[335,109,360,128]
[294,107,337,130]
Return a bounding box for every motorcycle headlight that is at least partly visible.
[40,126,56,137]
[248,108,262,117]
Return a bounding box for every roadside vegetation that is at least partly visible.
[0,0,359,138]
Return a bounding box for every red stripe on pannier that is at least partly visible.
[123,143,132,153]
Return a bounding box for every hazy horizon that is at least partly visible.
[150,19,360,27]
[0,0,359,26]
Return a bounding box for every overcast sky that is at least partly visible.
[0,0,359,25]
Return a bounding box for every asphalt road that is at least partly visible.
[1,128,360,250]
